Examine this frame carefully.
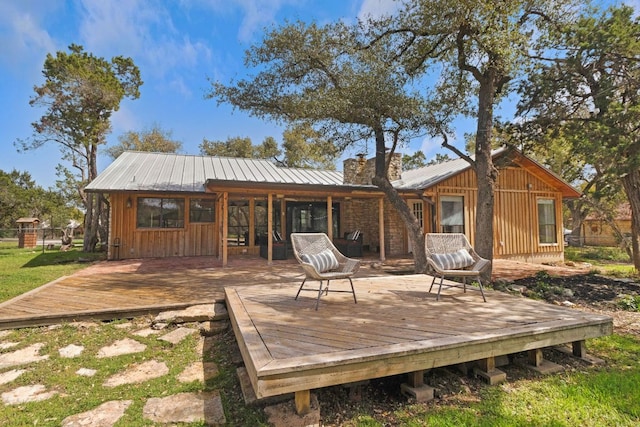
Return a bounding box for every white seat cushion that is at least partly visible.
[431,248,474,270]
[301,249,339,273]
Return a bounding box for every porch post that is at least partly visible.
[222,192,228,267]
[378,197,386,261]
[327,195,333,239]
[267,193,273,265]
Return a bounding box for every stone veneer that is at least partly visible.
[342,154,406,256]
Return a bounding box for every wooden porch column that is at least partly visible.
[327,195,333,239]
[378,197,386,261]
[267,193,273,265]
[222,192,228,267]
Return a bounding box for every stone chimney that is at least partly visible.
[343,153,402,185]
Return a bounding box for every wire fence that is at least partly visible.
[0,228,84,243]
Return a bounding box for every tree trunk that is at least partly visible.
[473,78,499,281]
[371,126,427,274]
[566,199,586,247]
[621,170,640,271]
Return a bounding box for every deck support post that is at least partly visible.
[401,370,434,402]
[572,340,586,358]
[526,348,564,375]
[294,389,310,415]
[474,356,507,385]
[554,340,605,365]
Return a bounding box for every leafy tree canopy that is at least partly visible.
[16,44,142,251]
[106,125,182,160]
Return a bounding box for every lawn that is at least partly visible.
[0,244,638,425]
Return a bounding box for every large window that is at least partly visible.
[538,199,557,244]
[440,195,464,233]
[190,198,215,223]
[228,200,249,246]
[137,198,185,228]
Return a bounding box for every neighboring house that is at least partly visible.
[582,203,632,246]
[85,147,580,264]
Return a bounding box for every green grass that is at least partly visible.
[565,246,638,278]
[0,242,638,425]
[0,242,105,303]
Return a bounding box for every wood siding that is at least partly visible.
[429,166,565,263]
[108,192,218,260]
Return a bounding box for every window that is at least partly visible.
[538,199,557,244]
[137,198,185,228]
[440,195,464,233]
[228,200,249,246]
[190,198,215,223]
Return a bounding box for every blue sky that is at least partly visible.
[0,0,632,188]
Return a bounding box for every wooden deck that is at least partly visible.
[225,275,613,414]
[0,258,305,329]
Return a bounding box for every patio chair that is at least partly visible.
[290,233,360,310]
[425,233,489,302]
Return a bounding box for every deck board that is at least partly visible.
[226,274,613,399]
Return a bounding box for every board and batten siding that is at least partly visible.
[108,192,218,260]
[431,166,565,263]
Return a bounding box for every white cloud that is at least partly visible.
[0,1,58,74]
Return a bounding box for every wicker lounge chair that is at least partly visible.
[290,232,360,310]
[425,233,489,302]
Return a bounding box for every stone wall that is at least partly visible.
[343,154,402,185]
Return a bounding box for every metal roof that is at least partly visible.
[392,156,472,191]
[85,151,346,193]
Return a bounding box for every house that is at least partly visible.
[85,147,580,264]
[582,203,632,246]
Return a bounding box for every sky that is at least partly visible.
[0,0,633,189]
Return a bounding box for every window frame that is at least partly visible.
[537,198,558,244]
[189,198,216,223]
[439,195,465,234]
[136,197,185,229]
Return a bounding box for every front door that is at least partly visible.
[407,199,424,253]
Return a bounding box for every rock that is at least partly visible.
[143,391,225,425]
[76,368,98,377]
[97,338,146,358]
[59,344,84,358]
[200,320,229,336]
[103,360,169,387]
[264,394,321,427]
[0,342,19,350]
[562,300,576,307]
[132,327,159,337]
[154,303,228,324]
[0,369,27,385]
[158,327,197,345]
[1,384,57,405]
[562,288,574,297]
[177,361,219,383]
[61,400,132,427]
[0,343,49,369]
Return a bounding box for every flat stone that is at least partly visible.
[264,394,321,427]
[0,343,49,369]
[113,322,132,329]
[0,369,27,385]
[97,338,146,358]
[0,342,19,350]
[143,391,225,425]
[0,330,12,339]
[154,303,228,324]
[61,399,132,427]
[1,384,57,405]
[159,327,198,345]
[132,327,159,337]
[103,360,169,387]
[200,320,229,336]
[177,361,219,383]
[59,344,84,358]
[76,368,98,377]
